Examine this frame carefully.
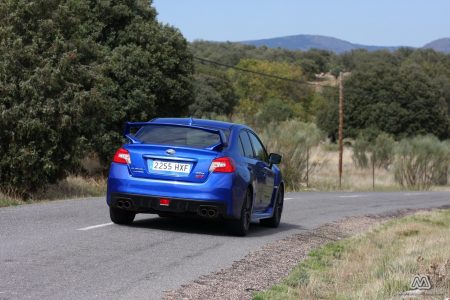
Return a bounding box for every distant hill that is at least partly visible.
[240,34,450,54]
[423,38,450,53]
[240,34,401,53]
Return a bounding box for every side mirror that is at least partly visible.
[268,153,282,167]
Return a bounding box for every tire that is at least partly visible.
[260,187,283,228]
[227,189,253,236]
[110,207,136,225]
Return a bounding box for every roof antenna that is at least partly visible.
[189,117,193,126]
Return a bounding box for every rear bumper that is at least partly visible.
[107,163,239,218]
[109,192,227,217]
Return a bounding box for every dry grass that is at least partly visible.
[254,209,450,300]
[305,145,449,192]
[0,175,106,208]
[0,194,25,207]
[309,145,400,191]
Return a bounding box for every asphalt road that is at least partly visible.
[0,192,449,300]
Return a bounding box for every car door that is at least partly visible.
[238,130,265,211]
[247,131,275,209]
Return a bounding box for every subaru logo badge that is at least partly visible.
[166,149,176,155]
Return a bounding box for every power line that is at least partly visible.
[194,56,315,85]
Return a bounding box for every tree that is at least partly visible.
[342,52,449,139]
[255,98,294,126]
[298,49,335,80]
[91,0,194,164]
[228,59,312,125]
[189,72,237,118]
[316,86,339,142]
[0,0,193,197]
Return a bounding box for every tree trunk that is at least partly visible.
[372,159,375,191]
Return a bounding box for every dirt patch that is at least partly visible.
[163,209,427,300]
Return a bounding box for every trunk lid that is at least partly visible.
[122,122,228,183]
[125,145,219,183]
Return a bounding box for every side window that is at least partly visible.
[239,131,254,158]
[238,137,245,156]
[248,132,269,162]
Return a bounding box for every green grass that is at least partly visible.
[254,209,450,300]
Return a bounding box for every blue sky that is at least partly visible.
[152,0,450,47]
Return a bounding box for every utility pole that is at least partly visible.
[338,72,344,189]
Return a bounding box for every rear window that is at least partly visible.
[135,125,222,149]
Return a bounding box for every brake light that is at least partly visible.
[113,148,131,164]
[159,198,170,206]
[209,157,235,173]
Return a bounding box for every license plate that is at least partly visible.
[151,160,191,173]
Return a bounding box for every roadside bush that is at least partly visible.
[394,135,450,189]
[255,98,294,127]
[0,0,193,198]
[260,120,324,190]
[352,131,395,189]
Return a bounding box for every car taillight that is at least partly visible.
[113,148,131,164]
[209,157,235,173]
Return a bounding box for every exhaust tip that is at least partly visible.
[198,206,219,218]
[116,199,132,209]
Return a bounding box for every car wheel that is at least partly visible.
[110,207,136,225]
[227,189,252,236]
[260,187,283,228]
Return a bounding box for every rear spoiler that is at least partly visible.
[123,122,228,150]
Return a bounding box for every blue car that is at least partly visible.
[106,118,284,236]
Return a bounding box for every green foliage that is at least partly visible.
[352,131,395,170]
[190,41,336,79]
[372,133,396,169]
[0,0,193,197]
[352,131,395,189]
[298,49,335,80]
[191,43,450,142]
[315,86,339,142]
[260,121,323,190]
[346,59,448,138]
[229,59,312,125]
[394,135,450,189]
[255,99,294,126]
[352,134,371,169]
[189,73,237,118]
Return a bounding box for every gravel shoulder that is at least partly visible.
[164,208,428,300]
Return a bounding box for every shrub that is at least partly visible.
[352,131,395,189]
[260,120,324,190]
[394,135,450,189]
